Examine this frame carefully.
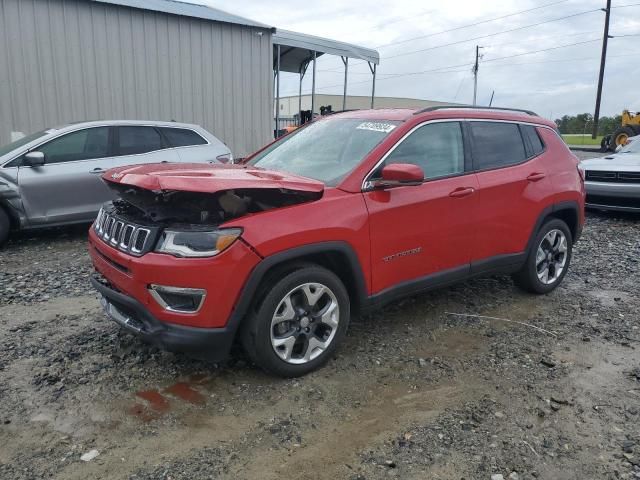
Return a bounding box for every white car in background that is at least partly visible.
[0,120,232,244]
[580,136,640,212]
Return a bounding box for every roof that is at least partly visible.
[88,0,273,29]
[273,29,379,74]
[331,107,556,127]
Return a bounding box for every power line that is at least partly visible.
[284,38,603,96]
[381,9,602,62]
[323,7,602,73]
[611,3,640,7]
[373,0,571,49]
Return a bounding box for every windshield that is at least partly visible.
[619,138,640,154]
[0,130,52,158]
[249,118,401,186]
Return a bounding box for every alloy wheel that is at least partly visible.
[270,282,340,364]
[535,229,568,285]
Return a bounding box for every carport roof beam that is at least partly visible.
[273,29,379,74]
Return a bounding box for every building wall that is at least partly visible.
[0,0,273,156]
[277,94,460,117]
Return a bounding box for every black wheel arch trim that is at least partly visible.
[526,201,582,255]
[226,241,369,336]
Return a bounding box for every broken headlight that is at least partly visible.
[155,228,242,258]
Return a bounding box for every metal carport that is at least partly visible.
[273,29,380,132]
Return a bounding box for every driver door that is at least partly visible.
[363,121,479,294]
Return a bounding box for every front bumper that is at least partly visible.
[585,181,640,212]
[91,275,234,361]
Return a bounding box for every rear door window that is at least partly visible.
[39,127,111,163]
[159,128,207,147]
[470,122,527,170]
[117,126,163,155]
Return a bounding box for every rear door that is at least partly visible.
[17,126,114,225]
[364,121,479,294]
[470,121,552,266]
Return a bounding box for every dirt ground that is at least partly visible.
[1,151,639,480]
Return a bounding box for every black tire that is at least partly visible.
[600,135,611,152]
[612,126,635,149]
[512,219,573,294]
[241,264,350,377]
[0,208,10,247]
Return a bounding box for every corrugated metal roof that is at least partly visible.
[274,29,379,73]
[88,0,273,29]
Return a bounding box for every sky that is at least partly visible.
[199,0,640,119]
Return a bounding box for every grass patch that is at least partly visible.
[562,134,604,146]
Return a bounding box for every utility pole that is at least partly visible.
[592,0,612,139]
[472,45,483,106]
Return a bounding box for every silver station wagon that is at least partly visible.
[0,120,232,245]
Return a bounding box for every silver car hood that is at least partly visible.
[580,153,640,172]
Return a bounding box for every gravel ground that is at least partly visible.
[1,151,639,479]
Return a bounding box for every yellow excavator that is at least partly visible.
[601,110,640,151]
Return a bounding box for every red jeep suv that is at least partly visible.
[89,106,585,377]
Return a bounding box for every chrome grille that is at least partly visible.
[94,208,151,256]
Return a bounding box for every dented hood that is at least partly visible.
[102,163,325,194]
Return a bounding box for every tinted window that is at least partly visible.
[39,127,110,163]
[160,128,207,147]
[118,126,162,155]
[522,125,544,156]
[383,122,464,179]
[470,122,527,170]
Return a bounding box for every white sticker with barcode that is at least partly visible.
[356,122,397,133]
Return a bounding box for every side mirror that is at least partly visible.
[24,151,45,167]
[371,163,424,189]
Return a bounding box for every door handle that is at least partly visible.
[527,172,546,182]
[449,187,475,198]
[90,168,106,174]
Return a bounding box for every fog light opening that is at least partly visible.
[148,285,206,313]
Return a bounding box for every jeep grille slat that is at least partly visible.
[93,207,154,256]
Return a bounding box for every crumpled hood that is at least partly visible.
[580,154,640,171]
[102,163,325,194]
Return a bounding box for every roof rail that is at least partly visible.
[414,105,538,116]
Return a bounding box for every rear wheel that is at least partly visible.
[513,219,572,294]
[0,208,10,247]
[241,265,350,377]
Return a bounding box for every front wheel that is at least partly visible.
[513,219,572,294]
[241,265,350,377]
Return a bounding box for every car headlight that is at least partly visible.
[155,228,242,257]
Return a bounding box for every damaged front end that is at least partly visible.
[106,183,323,226]
[95,163,324,258]
[0,169,24,227]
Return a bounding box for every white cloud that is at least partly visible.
[201,0,640,117]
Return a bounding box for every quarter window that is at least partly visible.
[38,127,110,164]
[159,128,207,147]
[521,125,545,156]
[383,122,465,179]
[118,126,163,155]
[470,122,527,170]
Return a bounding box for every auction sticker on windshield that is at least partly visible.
[356,122,397,133]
